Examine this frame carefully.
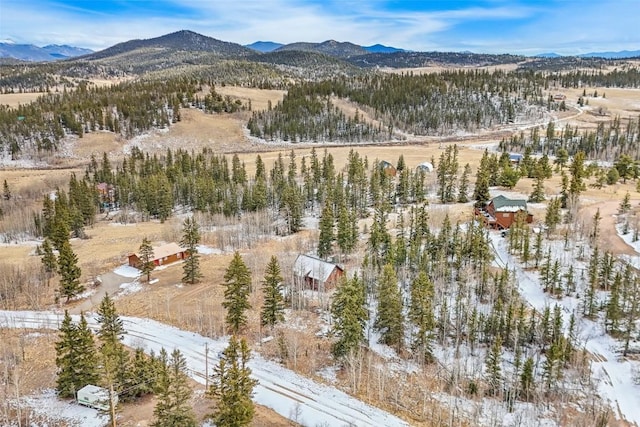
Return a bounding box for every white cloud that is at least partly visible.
[0,0,636,54]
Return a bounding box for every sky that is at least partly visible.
[0,0,638,55]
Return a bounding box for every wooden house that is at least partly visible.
[293,254,344,291]
[476,195,533,230]
[379,160,397,177]
[128,242,188,269]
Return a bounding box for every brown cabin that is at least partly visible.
[379,160,397,177]
[476,195,533,230]
[293,254,344,291]
[128,242,188,269]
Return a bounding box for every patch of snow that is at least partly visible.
[196,244,221,255]
[317,365,339,384]
[118,281,142,296]
[8,388,108,427]
[113,264,141,278]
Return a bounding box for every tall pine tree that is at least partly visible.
[374,264,404,350]
[55,312,99,398]
[260,256,285,330]
[208,336,258,427]
[57,240,83,302]
[223,252,252,334]
[180,217,202,285]
[331,275,368,360]
[152,348,197,427]
[138,237,155,282]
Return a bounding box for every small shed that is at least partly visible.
[509,153,523,165]
[379,160,397,177]
[416,161,434,173]
[77,384,117,411]
[293,254,344,291]
[128,242,188,269]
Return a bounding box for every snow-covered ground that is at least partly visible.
[490,230,640,425]
[113,264,142,278]
[0,310,409,427]
[5,388,108,427]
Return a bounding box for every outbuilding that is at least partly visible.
[416,161,434,173]
[127,242,188,269]
[77,384,117,411]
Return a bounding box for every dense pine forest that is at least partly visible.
[2,65,640,160]
[0,78,248,159]
[249,71,549,141]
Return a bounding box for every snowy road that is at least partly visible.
[0,310,409,427]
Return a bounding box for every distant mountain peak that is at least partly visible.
[245,41,283,53]
[0,41,92,61]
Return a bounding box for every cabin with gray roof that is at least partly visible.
[476,195,533,229]
[293,254,344,290]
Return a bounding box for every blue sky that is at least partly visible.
[0,0,637,55]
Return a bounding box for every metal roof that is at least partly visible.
[293,254,342,283]
[132,242,187,261]
[491,195,527,212]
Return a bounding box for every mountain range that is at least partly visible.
[245,40,404,54]
[535,50,640,59]
[0,41,93,61]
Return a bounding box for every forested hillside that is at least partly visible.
[0,79,247,160]
[248,70,549,142]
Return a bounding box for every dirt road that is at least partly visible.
[70,272,132,314]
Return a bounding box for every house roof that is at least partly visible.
[379,160,395,169]
[491,195,527,212]
[132,242,186,261]
[293,254,342,283]
[78,384,108,396]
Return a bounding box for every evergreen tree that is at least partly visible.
[484,336,503,396]
[260,256,285,329]
[529,165,546,203]
[55,310,79,398]
[317,199,334,259]
[473,150,491,207]
[457,163,471,203]
[336,202,356,256]
[223,251,252,334]
[520,357,535,400]
[96,293,133,405]
[152,348,197,427]
[208,336,258,427]
[545,198,562,235]
[41,237,57,286]
[374,264,404,350]
[569,151,586,198]
[57,240,83,302]
[56,311,99,398]
[331,275,368,359]
[139,237,155,282]
[619,191,632,215]
[409,271,435,363]
[180,217,202,285]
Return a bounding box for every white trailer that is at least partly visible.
[76,384,117,411]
